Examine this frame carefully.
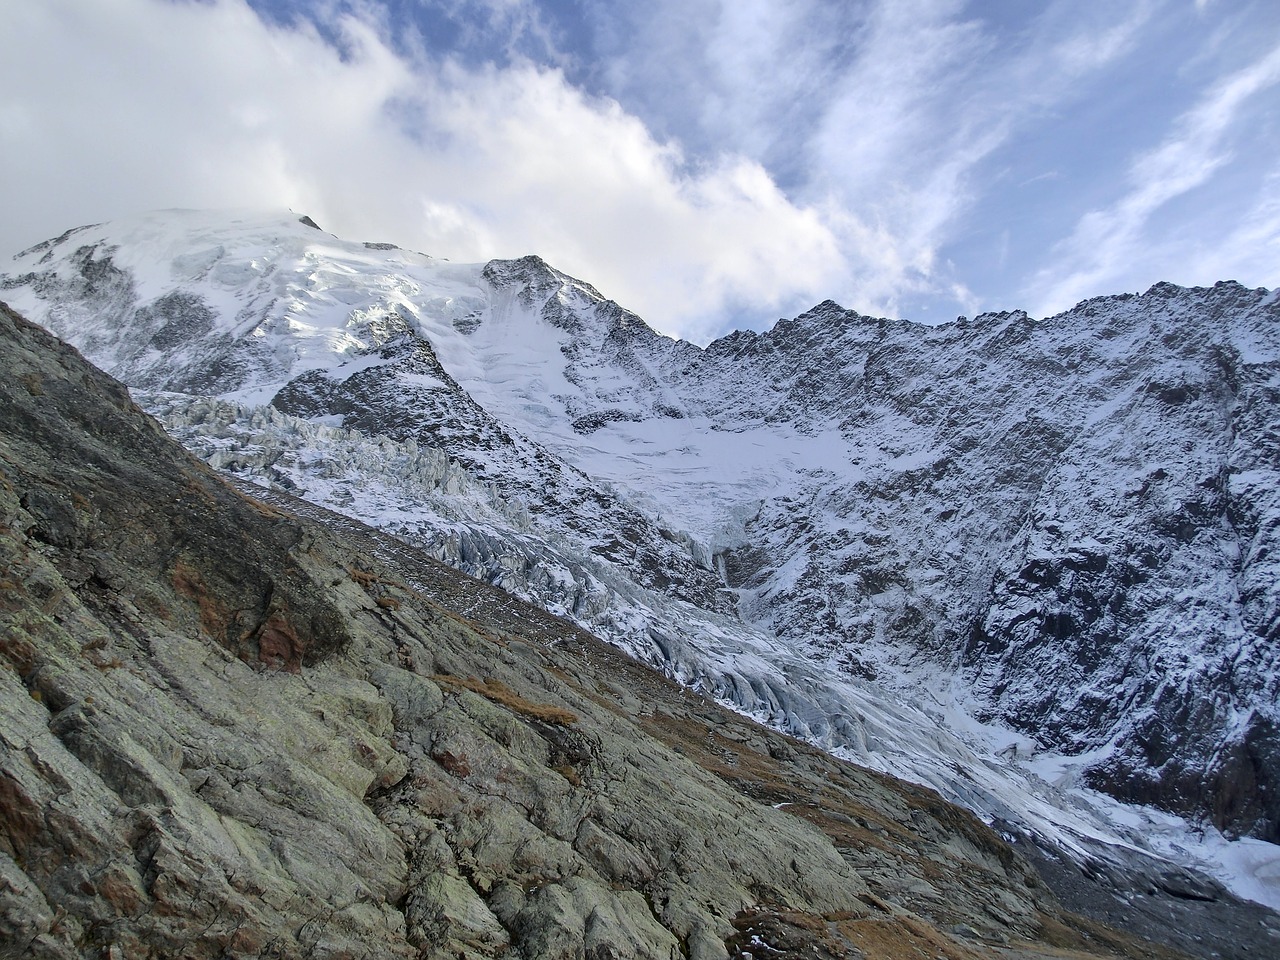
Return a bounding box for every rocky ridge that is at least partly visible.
[2,300,1239,958]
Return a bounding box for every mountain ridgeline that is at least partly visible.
[3,210,1276,857]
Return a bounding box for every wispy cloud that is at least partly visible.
[780,0,1158,316]
[1195,168,1280,285]
[1029,41,1280,315]
[410,0,566,65]
[568,0,1169,319]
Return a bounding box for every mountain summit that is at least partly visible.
[3,209,1277,903]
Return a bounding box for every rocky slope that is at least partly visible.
[3,300,1239,959]
[1,210,1276,865]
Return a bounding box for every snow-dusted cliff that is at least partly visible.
[4,209,1278,905]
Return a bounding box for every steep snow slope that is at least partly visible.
[4,209,1278,907]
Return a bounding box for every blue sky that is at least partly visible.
[3,1,1278,342]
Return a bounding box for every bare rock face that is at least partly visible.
[0,301,1201,958]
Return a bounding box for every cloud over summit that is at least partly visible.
[3,0,1277,340]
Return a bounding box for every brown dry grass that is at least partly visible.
[348,567,382,588]
[433,674,578,726]
[551,763,581,786]
[727,906,990,960]
[171,558,229,639]
[836,915,986,960]
[1028,910,1194,960]
[0,616,38,674]
[636,707,901,848]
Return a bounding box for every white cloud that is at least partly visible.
[1194,168,1280,285]
[4,0,1270,339]
[1029,41,1280,315]
[0,0,843,342]
[592,0,1162,319]
[777,0,1157,317]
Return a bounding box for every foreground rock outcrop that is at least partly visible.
[0,304,1234,957]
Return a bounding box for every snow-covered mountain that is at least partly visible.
[4,209,1278,907]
